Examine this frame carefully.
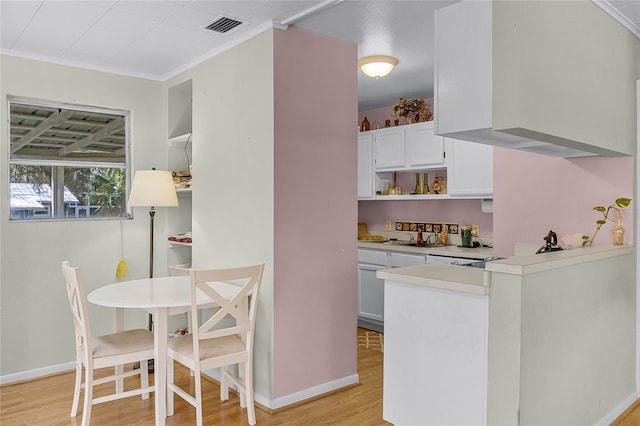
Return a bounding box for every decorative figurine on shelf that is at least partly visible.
[384,119,391,128]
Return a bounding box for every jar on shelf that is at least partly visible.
[612,209,625,245]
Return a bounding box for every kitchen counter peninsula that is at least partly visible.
[379,245,636,425]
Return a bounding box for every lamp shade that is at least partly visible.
[358,55,399,79]
[128,170,179,207]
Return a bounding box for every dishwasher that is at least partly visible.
[426,254,484,267]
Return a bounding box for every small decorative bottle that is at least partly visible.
[422,173,430,194]
[612,209,625,245]
[360,117,370,132]
[414,173,422,194]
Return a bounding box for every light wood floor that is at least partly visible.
[0,328,389,425]
[1,327,638,425]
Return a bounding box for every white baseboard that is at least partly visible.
[203,369,359,410]
[595,390,639,425]
[268,374,360,410]
[0,361,75,385]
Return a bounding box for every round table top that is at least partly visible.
[87,275,240,309]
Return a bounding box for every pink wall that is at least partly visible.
[358,98,434,129]
[493,147,634,257]
[273,27,358,398]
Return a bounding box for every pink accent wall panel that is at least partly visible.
[273,27,358,398]
[493,147,634,257]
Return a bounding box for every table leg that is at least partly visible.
[153,308,168,426]
[114,308,124,393]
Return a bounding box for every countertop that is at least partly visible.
[358,241,494,260]
[377,263,489,296]
[486,244,634,275]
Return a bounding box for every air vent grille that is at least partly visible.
[205,16,244,33]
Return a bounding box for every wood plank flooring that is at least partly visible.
[1,327,638,425]
[0,328,389,425]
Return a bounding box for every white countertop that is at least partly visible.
[377,263,489,296]
[358,241,494,260]
[486,244,634,275]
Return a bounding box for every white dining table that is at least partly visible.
[87,275,241,426]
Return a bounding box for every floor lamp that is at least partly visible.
[128,168,179,372]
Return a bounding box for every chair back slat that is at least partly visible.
[189,264,265,355]
[61,261,92,360]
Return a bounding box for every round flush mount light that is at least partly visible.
[358,55,399,79]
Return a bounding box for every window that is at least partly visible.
[8,97,130,220]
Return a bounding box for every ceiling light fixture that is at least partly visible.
[358,55,399,79]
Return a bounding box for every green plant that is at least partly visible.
[582,197,631,246]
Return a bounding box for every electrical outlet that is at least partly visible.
[385,220,392,231]
[472,224,480,237]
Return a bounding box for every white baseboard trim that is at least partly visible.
[269,374,360,410]
[203,369,359,410]
[0,361,75,385]
[595,390,639,425]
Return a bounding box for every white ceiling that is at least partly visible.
[1,0,639,112]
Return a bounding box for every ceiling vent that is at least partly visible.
[205,16,244,34]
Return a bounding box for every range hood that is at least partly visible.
[434,0,635,159]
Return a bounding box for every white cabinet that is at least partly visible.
[374,127,405,170]
[374,122,445,171]
[446,138,493,197]
[405,121,445,168]
[390,252,426,267]
[357,133,374,199]
[357,249,388,332]
[383,279,488,425]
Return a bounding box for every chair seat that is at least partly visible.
[93,329,154,359]
[169,334,246,360]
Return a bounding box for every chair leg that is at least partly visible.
[81,367,93,426]
[245,361,256,426]
[167,359,175,416]
[140,360,150,400]
[195,371,203,426]
[115,364,124,393]
[238,363,246,408]
[70,360,82,417]
[220,366,229,401]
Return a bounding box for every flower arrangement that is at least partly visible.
[392,97,431,122]
[582,197,631,246]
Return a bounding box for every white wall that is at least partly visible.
[0,55,165,376]
[164,31,276,399]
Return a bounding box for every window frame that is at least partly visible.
[7,95,132,221]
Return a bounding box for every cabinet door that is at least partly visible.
[405,122,445,168]
[447,138,493,196]
[390,252,426,267]
[358,264,385,323]
[374,127,405,170]
[357,133,374,198]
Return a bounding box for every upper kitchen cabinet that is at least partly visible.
[375,122,445,171]
[446,138,492,197]
[434,0,638,158]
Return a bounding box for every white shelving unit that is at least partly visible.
[167,79,193,272]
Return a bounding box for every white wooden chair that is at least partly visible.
[167,263,265,425]
[61,261,155,426]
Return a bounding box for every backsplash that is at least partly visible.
[395,221,459,234]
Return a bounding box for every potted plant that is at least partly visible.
[582,197,631,246]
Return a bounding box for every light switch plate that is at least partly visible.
[386,220,392,231]
[472,224,480,237]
